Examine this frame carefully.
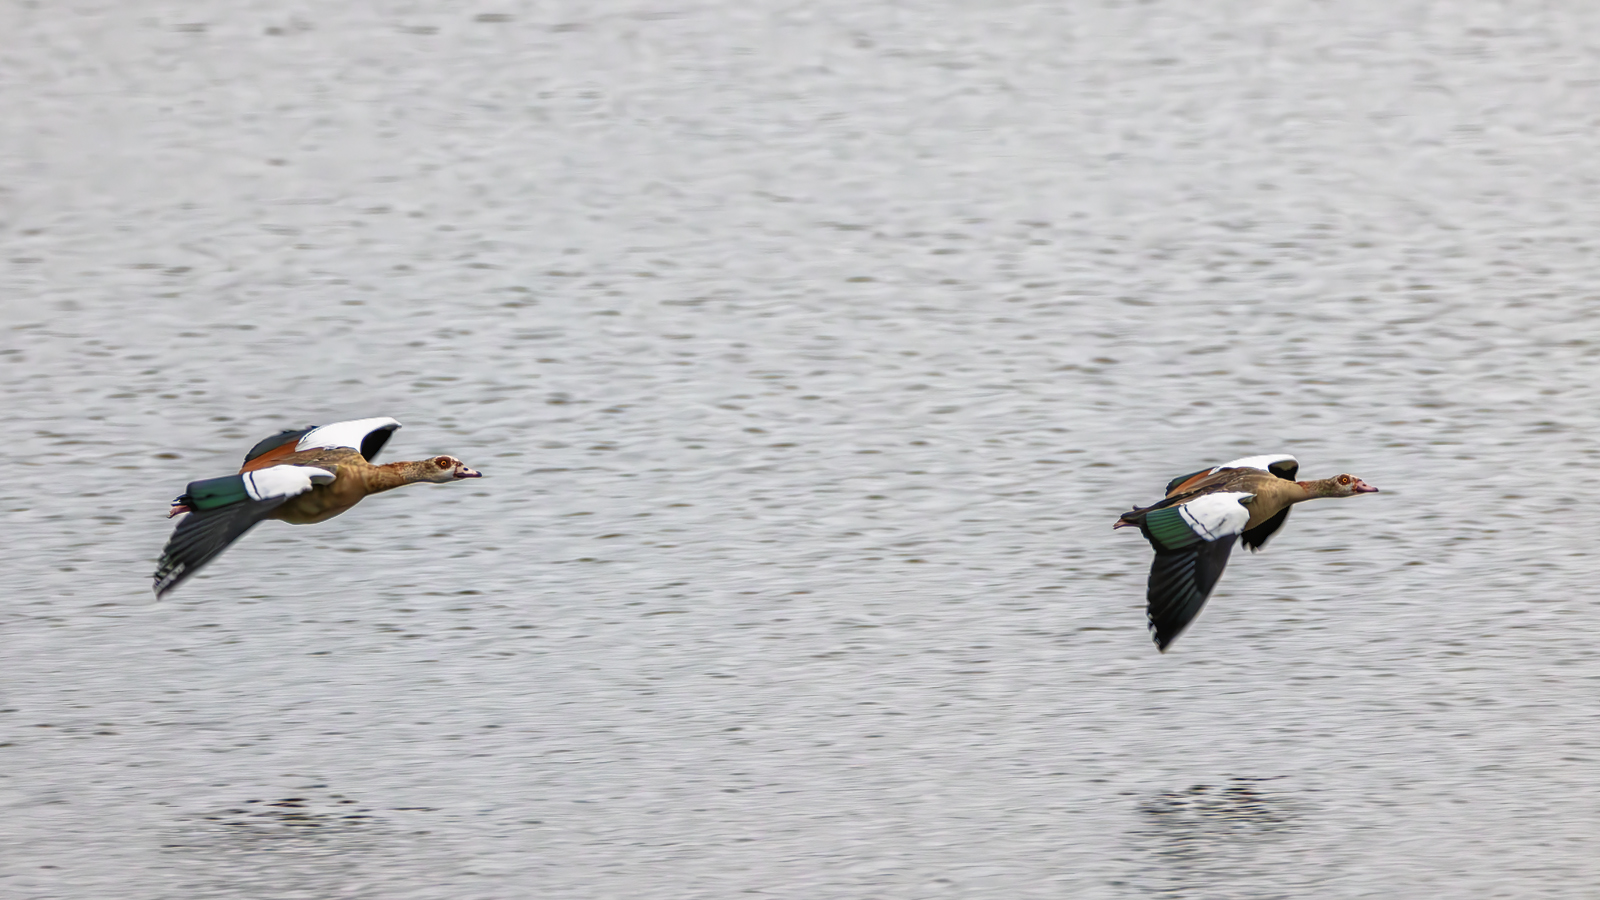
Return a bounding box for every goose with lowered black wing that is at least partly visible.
[1114,454,1378,651]
[153,417,482,598]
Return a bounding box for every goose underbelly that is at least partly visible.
[270,482,363,525]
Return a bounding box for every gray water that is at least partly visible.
[6,1,1600,897]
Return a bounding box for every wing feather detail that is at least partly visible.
[1214,454,1298,481]
[1241,507,1291,552]
[155,465,334,597]
[152,498,288,598]
[1164,467,1214,496]
[295,417,401,461]
[242,465,335,500]
[1146,537,1236,651]
[1174,491,1252,542]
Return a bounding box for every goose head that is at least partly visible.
[1332,474,1379,496]
[421,455,482,483]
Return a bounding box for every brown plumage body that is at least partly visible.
[1124,468,1366,532]
[241,448,470,525]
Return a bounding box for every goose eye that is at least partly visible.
[435,456,452,468]
[1338,475,1351,485]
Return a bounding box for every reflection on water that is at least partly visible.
[160,785,470,899]
[185,793,380,834]
[1138,778,1296,847]
[1126,777,1305,898]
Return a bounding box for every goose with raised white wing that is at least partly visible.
[153,417,481,598]
[1114,454,1378,652]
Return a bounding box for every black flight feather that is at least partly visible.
[359,424,399,462]
[1146,537,1236,652]
[1240,507,1291,551]
[152,497,289,598]
[242,427,313,465]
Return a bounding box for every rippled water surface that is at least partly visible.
[7,2,1600,897]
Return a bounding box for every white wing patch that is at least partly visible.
[296,417,402,453]
[1214,453,1297,475]
[1177,491,1253,541]
[243,465,336,501]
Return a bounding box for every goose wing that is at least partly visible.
[153,499,286,598]
[1240,507,1291,552]
[1164,453,1298,497]
[1148,538,1236,652]
[1217,454,1298,481]
[1135,490,1254,651]
[241,417,401,473]
[153,465,334,597]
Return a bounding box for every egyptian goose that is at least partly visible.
[1114,454,1378,651]
[153,417,481,597]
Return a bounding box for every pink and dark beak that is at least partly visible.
[1353,480,1379,493]
[455,465,483,479]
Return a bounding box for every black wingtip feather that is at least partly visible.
[1240,508,1291,552]
[360,424,399,462]
[1146,537,1236,651]
[152,498,287,598]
